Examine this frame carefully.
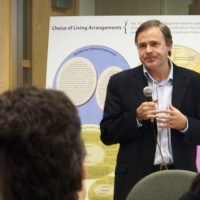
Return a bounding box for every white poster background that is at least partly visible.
[47,16,200,200]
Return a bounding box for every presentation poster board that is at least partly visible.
[46,16,200,200]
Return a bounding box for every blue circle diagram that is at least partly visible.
[53,45,130,124]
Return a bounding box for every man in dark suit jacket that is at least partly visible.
[100,19,200,200]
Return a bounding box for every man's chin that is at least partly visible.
[144,63,157,70]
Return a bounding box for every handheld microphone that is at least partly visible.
[143,86,154,123]
[143,86,167,169]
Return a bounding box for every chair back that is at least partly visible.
[126,170,197,200]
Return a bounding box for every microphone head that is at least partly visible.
[143,86,153,97]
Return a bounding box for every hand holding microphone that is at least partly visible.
[136,86,158,123]
[143,86,154,123]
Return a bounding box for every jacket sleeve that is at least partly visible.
[100,75,142,145]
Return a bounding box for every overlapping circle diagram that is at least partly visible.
[171,45,200,72]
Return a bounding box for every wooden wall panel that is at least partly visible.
[189,1,200,14]
[31,0,79,88]
[163,0,188,15]
[95,0,161,15]
[0,0,11,92]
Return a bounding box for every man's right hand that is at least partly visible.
[136,99,158,122]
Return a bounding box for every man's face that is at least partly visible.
[136,26,172,70]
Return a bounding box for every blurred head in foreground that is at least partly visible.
[0,86,86,200]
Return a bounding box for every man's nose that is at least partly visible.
[146,45,152,53]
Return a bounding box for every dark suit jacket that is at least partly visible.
[100,63,200,200]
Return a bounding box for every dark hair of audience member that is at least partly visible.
[0,86,86,200]
[191,174,200,195]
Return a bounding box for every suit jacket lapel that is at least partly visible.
[130,65,149,102]
[172,64,189,110]
[130,64,189,110]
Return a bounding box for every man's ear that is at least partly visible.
[167,42,172,51]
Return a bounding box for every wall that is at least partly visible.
[95,0,190,15]
[31,0,79,88]
[163,0,189,15]
[0,0,197,89]
[0,0,17,92]
[189,0,200,14]
[79,0,95,16]
[95,0,162,15]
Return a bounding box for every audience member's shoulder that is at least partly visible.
[179,173,200,200]
[178,190,200,200]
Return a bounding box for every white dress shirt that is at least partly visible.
[143,62,174,164]
[136,60,188,164]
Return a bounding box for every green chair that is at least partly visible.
[126,170,197,200]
